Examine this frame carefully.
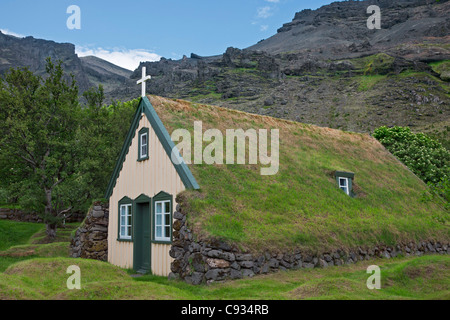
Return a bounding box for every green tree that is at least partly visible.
[77,85,138,202]
[0,58,81,238]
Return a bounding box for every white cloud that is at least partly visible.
[0,29,25,38]
[75,46,162,71]
[265,0,280,3]
[257,6,273,19]
[260,25,269,31]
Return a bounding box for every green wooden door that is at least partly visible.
[134,202,151,273]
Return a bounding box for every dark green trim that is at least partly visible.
[335,171,355,179]
[137,127,150,162]
[134,193,151,203]
[152,240,173,245]
[117,196,133,242]
[141,98,199,190]
[105,97,199,199]
[133,194,152,273]
[152,191,173,245]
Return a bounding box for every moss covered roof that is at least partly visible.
[147,95,449,252]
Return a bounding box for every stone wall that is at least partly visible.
[0,207,84,223]
[70,202,109,261]
[169,201,450,285]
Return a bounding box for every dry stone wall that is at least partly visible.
[70,202,109,261]
[170,202,450,285]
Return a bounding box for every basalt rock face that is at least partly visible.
[0,31,91,93]
[127,0,449,140]
[0,31,134,102]
[1,1,448,141]
[249,0,450,60]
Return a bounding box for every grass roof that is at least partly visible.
[148,95,449,253]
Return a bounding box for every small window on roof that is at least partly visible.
[339,177,349,195]
[335,171,355,197]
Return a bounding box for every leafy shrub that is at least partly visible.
[373,126,449,185]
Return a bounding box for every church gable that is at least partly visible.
[105,96,199,199]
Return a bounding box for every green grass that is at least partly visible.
[151,97,449,254]
[0,255,448,300]
[0,203,22,210]
[429,60,450,81]
[0,220,44,251]
[356,74,388,91]
[0,220,76,272]
[0,218,448,300]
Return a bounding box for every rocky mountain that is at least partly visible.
[80,56,135,98]
[0,0,448,143]
[249,0,449,60]
[0,30,134,100]
[131,0,449,143]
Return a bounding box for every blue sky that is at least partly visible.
[0,0,335,70]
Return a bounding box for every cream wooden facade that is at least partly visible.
[108,112,186,276]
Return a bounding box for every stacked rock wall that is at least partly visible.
[170,201,450,285]
[70,202,109,261]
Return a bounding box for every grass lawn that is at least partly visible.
[0,255,448,300]
[0,219,448,300]
[0,220,75,272]
[0,220,44,251]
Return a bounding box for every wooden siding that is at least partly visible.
[108,113,185,275]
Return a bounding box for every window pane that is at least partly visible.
[121,215,125,226]
[156,214,162,226]
[127,226,132,237]
[156,226,162,238]
[165,226,171,238]
[128,205,132,216]
[156,203,162,214]
[165,214,170,226]
[339,178,347,187]
[128,214,132,226]
[121,206,125,216]
[165,201,170,213]
[141,134,148,157]
[120,226,125,236]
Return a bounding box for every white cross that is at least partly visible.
[137,66,152,97]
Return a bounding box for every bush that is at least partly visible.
[373,126,449,185]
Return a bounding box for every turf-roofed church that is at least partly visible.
[105,68,199,275]
[105,69,447,281]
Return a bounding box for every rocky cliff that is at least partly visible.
[127,0,449,142]
[1,0,448,142]
[0,31,134,101]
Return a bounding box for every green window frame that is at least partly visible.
[118,196,133,241]
[138,127,150,162]
[152,191,173,244]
